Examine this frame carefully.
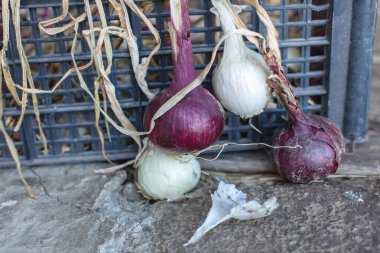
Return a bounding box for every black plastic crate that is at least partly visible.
[0,0,377,168]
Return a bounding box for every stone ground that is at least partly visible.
[1,9,380,253]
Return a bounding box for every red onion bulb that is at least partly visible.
[143,0,225,154]
[272,112,345,183]
[267,55,345,183]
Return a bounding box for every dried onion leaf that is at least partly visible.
[0,60,36,198]
[94,0,113,74]
[9,0,27,131]
[38,0,87,36]
[86,0,115,159]
[109,0,155,100]
[1,0,21,105]
[84,0,141,149]
[122,0,162,101]
[94,79,113,164]
[10,0,48,154]
[100,84,112,142]
[92,159,135,174]
[243,0,281,63]
[69,14,147,138]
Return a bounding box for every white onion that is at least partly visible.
[136,143,201,200]
[211,0,271,119]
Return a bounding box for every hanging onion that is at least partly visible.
[137,0,227,200]
[143,0,225,154]
[214,0,345,183]
[211,0,271,119]
[268,57,345,183]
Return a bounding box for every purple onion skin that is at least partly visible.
[272,113,345,183]
[144,87,225,153]
[143,0,225,154]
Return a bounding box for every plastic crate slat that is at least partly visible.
[0,0,361,167]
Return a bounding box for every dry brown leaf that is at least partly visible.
[1,0,21,105]
[0,56,36,198]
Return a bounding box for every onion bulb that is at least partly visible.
[136,142,201,200]
[268,56,345,183]
[272,112,345,183]
[211,0,271,119]
[143,0,225,154]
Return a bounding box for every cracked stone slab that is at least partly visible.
[0,164,116,253]
[30,163,113,209]
[0,167,42,201]
[0,164,156,253]
[0,196,113,253]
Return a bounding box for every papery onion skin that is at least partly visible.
[271,107,345,183]
[143,0,225,154]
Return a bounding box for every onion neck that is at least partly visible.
[265,53,305,123]
[171,33,198,92]
[214,3,246,57]
[169,0,198,93]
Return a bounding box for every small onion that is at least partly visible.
[136,143,201,200]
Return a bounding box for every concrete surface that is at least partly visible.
[0,165,379,253]
[1,6,380,253]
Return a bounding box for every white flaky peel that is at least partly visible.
[184,181,279,246]
[211,0,271,119]
[136,142,201,201]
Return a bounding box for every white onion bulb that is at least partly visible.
[211,0,271,119]
[136,143,201,200]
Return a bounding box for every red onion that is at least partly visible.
[267,55,345,183]
[143,0,225,154]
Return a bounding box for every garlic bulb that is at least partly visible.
[136,142,201,200]
[211,0,271,119]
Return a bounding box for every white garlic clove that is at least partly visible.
[184,182,279,246]
[230,197,279,220]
